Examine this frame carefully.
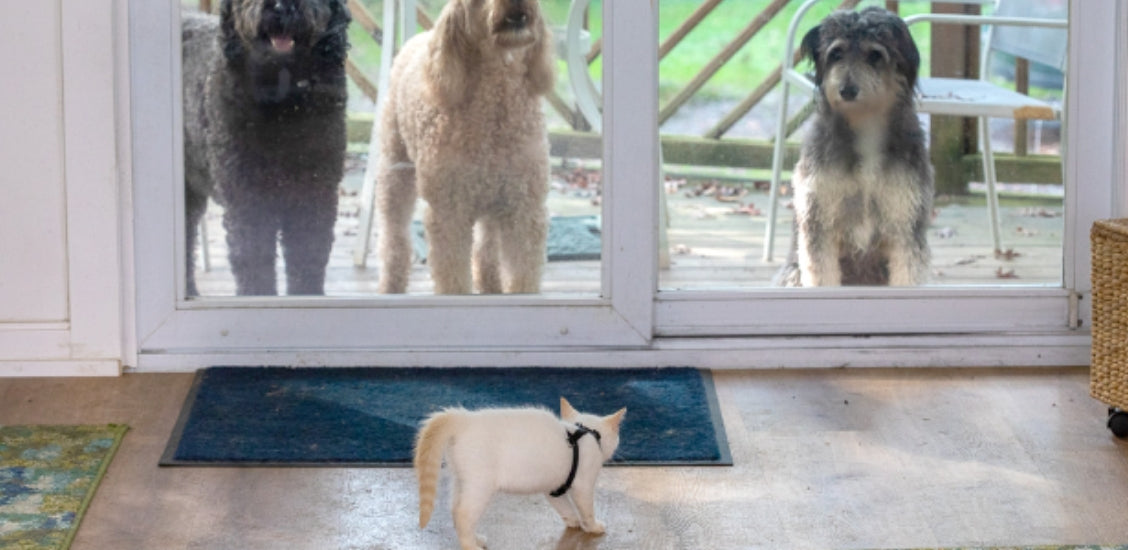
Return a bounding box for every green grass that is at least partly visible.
[345,0,940,105]
[655,0,939,102]
[195,1,1038,107]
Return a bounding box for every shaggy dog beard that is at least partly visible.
[226,0,349,107]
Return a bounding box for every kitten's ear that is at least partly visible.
[606,407,627,430]
[560,397,578,420]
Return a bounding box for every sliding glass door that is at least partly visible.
[129,0,1120,369]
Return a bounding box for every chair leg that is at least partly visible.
[352,0,404,268]
[658,148,670,270]
[351,120,383,268]
[763,80,793,263]
[199,219,210,272]
[979,116,1003,253]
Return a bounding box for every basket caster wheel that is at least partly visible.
[1109,408,1128,439]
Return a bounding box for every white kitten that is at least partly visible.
[414,397,626,550]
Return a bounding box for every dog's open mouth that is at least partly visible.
[269,34,295,54]
[493,9,536,47]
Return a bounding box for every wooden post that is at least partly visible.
[929,2,980,195]
[1013,57,1030,156]
[200,0,212,13]
[885,1,899,13]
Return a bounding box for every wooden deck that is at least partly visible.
[192,162,1065,297]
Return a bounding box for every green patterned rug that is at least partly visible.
[0,424,128,550]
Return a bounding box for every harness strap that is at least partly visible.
[549,423,602,497]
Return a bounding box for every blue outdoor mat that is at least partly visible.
[412,215,602,263]
[160,367,731,467]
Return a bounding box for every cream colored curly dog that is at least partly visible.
[377,0,554,294]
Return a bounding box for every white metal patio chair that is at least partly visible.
[762,0,1067,262]
[563,0,670,270]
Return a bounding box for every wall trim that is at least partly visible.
[0,360,122,377]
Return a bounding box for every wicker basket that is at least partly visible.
[1090,218,1128,409]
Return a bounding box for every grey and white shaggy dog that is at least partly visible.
[778,7,932,287]
[181,0,350,296]
[376,0,554,294]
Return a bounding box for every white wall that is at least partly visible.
[0,2,69,323]
[0,0,123,376]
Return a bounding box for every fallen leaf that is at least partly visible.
[995,267,1019,279]
[727,204,762,216]
[995,248,1022,261]
[1019,207,1062,218]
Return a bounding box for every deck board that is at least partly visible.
[193,173,1064,297]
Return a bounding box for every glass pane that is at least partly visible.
[181,0,602,297]
[656,0,1066,290]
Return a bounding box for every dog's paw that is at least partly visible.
[561,515,582,529]
[581,520,605,535]
[458,533,487,550]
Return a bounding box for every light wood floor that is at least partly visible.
[2,368,1126,550]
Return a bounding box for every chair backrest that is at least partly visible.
[989,0,1068,73]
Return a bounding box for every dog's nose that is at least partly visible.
[504,11,529,28]
[839,83,859,101]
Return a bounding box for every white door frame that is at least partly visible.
[127,0,1117,370]
[130,0,657,369]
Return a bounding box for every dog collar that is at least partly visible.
[549,423,602,497]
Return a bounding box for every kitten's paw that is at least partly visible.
[581,520,606,535]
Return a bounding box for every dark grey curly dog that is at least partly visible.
[182,0,350,296]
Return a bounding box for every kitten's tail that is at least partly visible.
[414,408,461,529]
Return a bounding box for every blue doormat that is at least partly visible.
[160,367,730,467]
[413,215,601,263]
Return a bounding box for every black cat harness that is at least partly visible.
[549,423,602,497]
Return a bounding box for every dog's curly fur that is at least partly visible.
[377,0,555,294]
[182,0,350,296]
[777,7,932,287]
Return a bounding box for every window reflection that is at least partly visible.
[180,0,1068,297]
[182,0,604,297]
[656,0,1066,290]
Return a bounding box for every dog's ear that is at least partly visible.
[314,0,352,66]
[886,16,920,90]
[523,12,555,96]
[428,0,478,107]
[219,0,246,63]
[800,24,824,85]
